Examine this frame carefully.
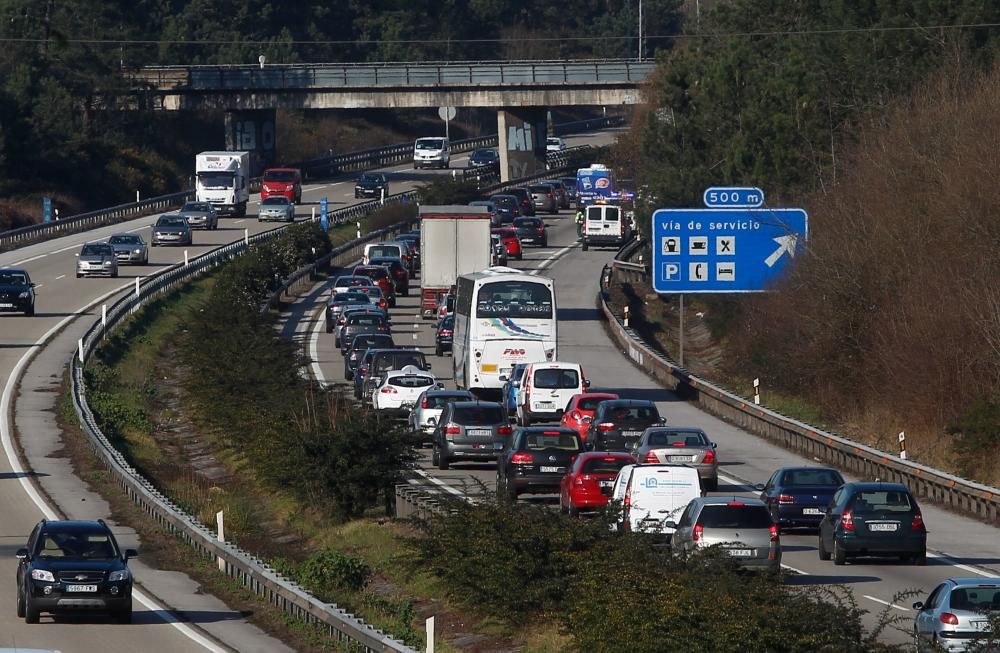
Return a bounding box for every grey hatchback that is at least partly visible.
[432,401,512,470]
[632,427,718,491]
[669,496,781,573]
[913,578,1000,652]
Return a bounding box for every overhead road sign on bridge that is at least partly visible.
[651,205,808,294]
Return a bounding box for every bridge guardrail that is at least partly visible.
[599,241,1000,523]
[1,116,621,252]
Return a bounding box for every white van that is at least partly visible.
[363,242,405,265]
[611,464,703,540]
[516,361,589,426]
[413,137,450,169]
[581,204,632,251]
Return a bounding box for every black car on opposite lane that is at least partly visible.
[0,268,36,316]
[497,427,586,499]
[355,173,389,199]
[16,519,136,624]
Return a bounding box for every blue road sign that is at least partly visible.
[42,196,52,223]
[651,208,808,294]
[319,197,329,232]
[702,186,764,208]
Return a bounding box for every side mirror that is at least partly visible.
[664,521,677,529]
[583,379,591,389]
[712,442,717,449]
[427,417,437,426]
[437,382,445,389]
[424,363,432,371]
[753,483,766,492]
[498,375,508,382]
[912,602,924,611]
[15,548,28,560]
[124,549,138,560]
[29,282,36,288]
[658,417,667,425]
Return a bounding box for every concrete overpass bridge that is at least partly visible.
[130,59,654,179]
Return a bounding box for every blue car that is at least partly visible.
[501,364,529,417]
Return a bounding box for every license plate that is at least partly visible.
[868,523,898,532]
[803,508,823,515]
[622,430,641,437]
[536,401,553,407]
[727,549,752,558]
[467,429,491,436]
[599,480,613,488]
[0,303,13,308]
[973,620,988,630]
[400,402,414,409]
[540,466,563,473]
[669,455,693,462]
[66,584,98,592]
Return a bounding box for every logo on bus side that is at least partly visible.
[502,348,526,357]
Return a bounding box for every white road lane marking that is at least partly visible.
[927,553,998,578]
[780,563,809,575]
[55,275,65,280]
[412,468,472,500]
[0,281,231,652]
[33,284,43,289]
[864,595,911,611]
[13,254,46,265]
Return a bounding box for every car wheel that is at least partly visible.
[581,241,589,251]
[111,270,119,278]
[345,370,353,381]
[76,273,82,279]
[568,501,579,518]
[558,494,568,514]
[326,322,333,334]
[431,444,440,466]
[401,288,408,297]
[113,601,132,624]
[24,305,34,317]
[24,592,39,624]
[516,253,523,260]
[435,344,443,357]
[911,550,927,566]
[16,584,25,618]
[704,477,718,492]
[437,448,449,471]
[833,538,847,565]
[817,534,831,561]
[521,413,531,427]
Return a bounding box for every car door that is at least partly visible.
[914,584,946,648]
[672,502,696,552]
[819,488,845,550]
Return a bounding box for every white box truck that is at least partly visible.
[419,205,492,319]
[195,151,250,217]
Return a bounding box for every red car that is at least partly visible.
[261,168,302,203]
[368,256,410,296]
[352,265,397,307]
[491,228,522,260]
[559,451,635,515]
[560,392,620,442]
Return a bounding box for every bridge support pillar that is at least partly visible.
[224,109,276,177]
[497,108,548,183]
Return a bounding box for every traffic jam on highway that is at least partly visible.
[3,135,999,652]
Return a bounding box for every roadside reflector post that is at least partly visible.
[311,206,316,222]
[77,338,84,363]
[244,228,249,245]
[183,250,189,266]
[623,305,629,328]
[216,510,226,571]
[381,187,386,204]
[413,323,419,341]
[753,378,760,405]
[101,304,107,330]
[898,431,907,460]
[134,277,140,298]
[426,616,435,653]
[136,189,140,202]
[356,221,361,239]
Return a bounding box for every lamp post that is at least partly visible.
[637,0,643,61]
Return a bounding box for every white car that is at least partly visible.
[546,137,566,152]
[373,366,440,413]
[408,389,475,435]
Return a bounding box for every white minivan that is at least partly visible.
[610,464,703,541]
[413,137,450,169]
[516,361,589,426]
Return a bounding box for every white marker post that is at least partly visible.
[101,304,107,330]
[898,431,907,460]
[183,250,189,266]
[425,616,435,653]
[311,206,316,222]
[753,378,760,405]
[244,228,249,245]
[356,221,361,240]
[216,510,226,571]
[623,305,630,328]
[413,323,419,341]
[77,339,84,363]
[136,190,140,202]
[380,187,386,204]
[134,277,140,298]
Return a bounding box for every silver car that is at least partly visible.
[408,389,475,436]
[529,183,558,214]
[151,214,193,246]
[176,201,218,230]
[431,401,511,469]
[258,196,295,222]
[76,242,119,278]
[632,427,719,491]
[668,496,781,573]
[106,232,148,265]
[913,578,1000,652]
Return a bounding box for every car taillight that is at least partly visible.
[840,510,855,532]
[702,450,716,464]
[778,493,795,504]
[338,316,347,324]
[642,451,658,463]
[769,524,779,542]
[360,366,368,375]
[536,227,544,234]
[440,330,452,337]
[498,424,512,436]
[597,422,614,432]
[940,613,959,625]
[444,424,460,436]
[546,192,552,198]
[511,452,534,464]
[692,523,703,542]
[911,512,925,532]
[380,387,397,394]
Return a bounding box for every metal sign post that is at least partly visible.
[438,106,456,141]
[678,295,684,367]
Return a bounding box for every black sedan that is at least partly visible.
[0,268,36,316]
[355,173,389,199]
[343,333,395,381]
[435,315,453,356]
[467,147,500,173]
[757,466,845,532]
[586,399,664,452]
[512,217,547,247]
[497,427,586,500]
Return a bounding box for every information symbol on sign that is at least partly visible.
[716,262,736,282]
[689,236,708,255]
[662,263,680,281]
[716,236,735,256]
[661,237,681,255]
[689,262,708,282]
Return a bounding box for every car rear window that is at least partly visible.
[577,396,609,411]
[514,218,541,228]
[426,394,470,409]
[646,430,708,447]
[334,293,369,303]
[348,315,383,326]
[533,368,579,389]
[369,246,400,258]
[582,457,632,474]
[351,335,393,350]
[949,587,1000,611]
[452,406,504,425]
[389,375,433,388]
[525,432,581,451]
[605,405,659,421]
[698,505,772,529]
[529,185,550,193]
[782,469,844,486]
[849,491,914,514]
[375,352,427,372]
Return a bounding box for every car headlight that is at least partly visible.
[134,248,142,254]
[18,291,30,299]
[103,260,113,266]
[108,570,130,582]
[31,569,55,582]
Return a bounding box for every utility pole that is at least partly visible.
[637,0,644,61]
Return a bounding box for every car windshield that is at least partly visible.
[182,203,211,212]
[698,505,772,529]
[198,172,234,189]
[547,138,560,145]
[358,174,381,183]
[81,245,111,256]
[452,406,504,425]
[582,457,632,474]
[524,432,581,451]
[849,490,914,514]
[389,375,433,388]
[158,217,186,227]
[782,469,844,486]
[108,235,140,245]
[264,170,297,182]
[646,430,709,447]
[475,280,553,319]
[533,368,579,389]
[262,196,289,205]
[0,271,28,286]
[37,531,118,559]
[415,139,444,150]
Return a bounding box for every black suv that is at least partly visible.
[586,399,664,452]
[16,519,136,623]
[0,268,36,316]
[355,172,389,199]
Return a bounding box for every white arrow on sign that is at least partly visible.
[764,234,798,268]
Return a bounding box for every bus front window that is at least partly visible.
[475,281,552,319]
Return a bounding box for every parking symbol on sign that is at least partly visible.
[661,237,681,255]
[662,263,680,281]
[689,262,708,281]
